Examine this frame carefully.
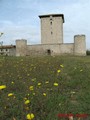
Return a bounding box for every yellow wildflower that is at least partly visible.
[24,97,27,100]
[45,81,49,84]
[33,93,35,95]
[80,69,83,72]
[43,93,47,96]
[4,106,7,109]
[31,78,36,82]
[13,96,16,99]
[54,82,58,86]
[38,83,41,86]
[57,69,61,73]
[8,93,14,97]
[0,85,6,90]
[26,113,35,120]
[29,86,34,91]
[11,81,14,84]
[25,100,30,104]
[60,64,64,68]
[71,91,75,94]
[27,74,30,76]
[25,106,29,110]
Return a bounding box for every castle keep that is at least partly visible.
[0,14,86,56]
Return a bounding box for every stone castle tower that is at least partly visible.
[15,14,86,56]
[39,14,64,44]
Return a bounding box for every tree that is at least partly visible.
[0,32,4,37]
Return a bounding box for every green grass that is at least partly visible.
[0,56,90,120]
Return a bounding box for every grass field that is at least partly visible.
[0,55,90,120]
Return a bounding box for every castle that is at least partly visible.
[0,14,86,56]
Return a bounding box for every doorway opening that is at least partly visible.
[47,49,51,55]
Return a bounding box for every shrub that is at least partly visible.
[86,50,90,55]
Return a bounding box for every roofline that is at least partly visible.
[0,45,16,49]
[39,14,65,23]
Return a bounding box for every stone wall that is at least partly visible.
[16,39,27,56]
[26,43,74,56]
[59,43,74,54]
[11,34,86,56]
[74,35,86,56]
[15,35,86,56]
[39,14,64,44]
[9,48,16,56]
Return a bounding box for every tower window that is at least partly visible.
[50,21,52,25]
[50,16,53,20]
[51,31,53,34]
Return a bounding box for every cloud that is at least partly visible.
[0,23,40,45]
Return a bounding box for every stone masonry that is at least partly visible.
[15,14,86,56]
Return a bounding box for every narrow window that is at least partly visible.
[50,21,52,25]
[51,31,53,34]
[50,16,52,20]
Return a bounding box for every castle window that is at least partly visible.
[50,16,53,20]
[51,31,53,34]
[50,21,52,25]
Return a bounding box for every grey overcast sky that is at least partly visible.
[0,0,90,49]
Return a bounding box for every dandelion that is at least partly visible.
[24,97,27,100]
[54,82,58,86]
[31,78,36,82]
[25,100,30,104]
[29,86,34,91]
[45,81,49,84]
[27,74,30,76]
[13,96,16,99]
[71,91,75,94]
[11,81,14,84]
[4,106,7,109]
[0,85,6,90]
[80,69,83,72]
[26,113,35,120]
[33,93,35,95]
[8,93,14,97]
[60,64,64,68]
[38,83,41,86]
[43,93,47,96]
[25,106,29,110]
[57,69,61,73]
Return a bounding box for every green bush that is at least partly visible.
[86,50,90,55]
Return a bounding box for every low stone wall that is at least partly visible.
[15,34,86,56]
[26,43,74,56]
[59,43,74,54]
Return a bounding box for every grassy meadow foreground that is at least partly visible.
[0,56,90,120]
